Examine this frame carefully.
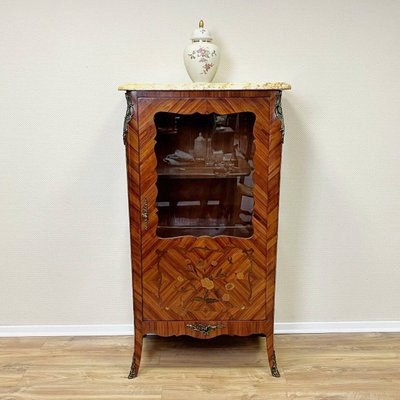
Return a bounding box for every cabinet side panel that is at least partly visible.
[125,91,143,333]
[266,92,284,339]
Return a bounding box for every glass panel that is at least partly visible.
[154,112,256,238]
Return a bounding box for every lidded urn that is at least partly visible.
[183,20,220,83]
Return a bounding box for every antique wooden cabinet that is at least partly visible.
[118,82,291,378]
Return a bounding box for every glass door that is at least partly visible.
[154,111,256,238]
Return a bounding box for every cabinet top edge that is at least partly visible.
[118,82,291,91]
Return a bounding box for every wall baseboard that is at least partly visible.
[274,321,400,334]
[0,324,133,337]
[0,321,399,337]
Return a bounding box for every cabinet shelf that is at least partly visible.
[156,226,253,239]
[157,158,251,179]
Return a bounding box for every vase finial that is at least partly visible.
[199,19,204,28]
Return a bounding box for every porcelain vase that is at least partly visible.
[183,20,220,83]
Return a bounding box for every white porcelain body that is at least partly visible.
[183,41,220,83]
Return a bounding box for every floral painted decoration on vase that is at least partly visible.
[184,20,220,82]
[187,47,217,75]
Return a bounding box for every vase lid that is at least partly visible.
[191,20,212,41]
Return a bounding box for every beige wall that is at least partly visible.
[1,0,399,329]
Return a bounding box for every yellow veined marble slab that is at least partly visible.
[118,82,291,91]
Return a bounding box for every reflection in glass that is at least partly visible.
[154,112,256,238]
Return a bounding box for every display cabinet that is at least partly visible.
[118,82,291,378]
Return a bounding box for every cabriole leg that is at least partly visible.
[266,334,280,378]
[128,332,143,379]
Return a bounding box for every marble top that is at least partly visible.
[118,82,291,91]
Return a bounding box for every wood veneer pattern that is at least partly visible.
[123,90,285,378]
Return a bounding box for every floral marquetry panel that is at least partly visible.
[142,241,266,321]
